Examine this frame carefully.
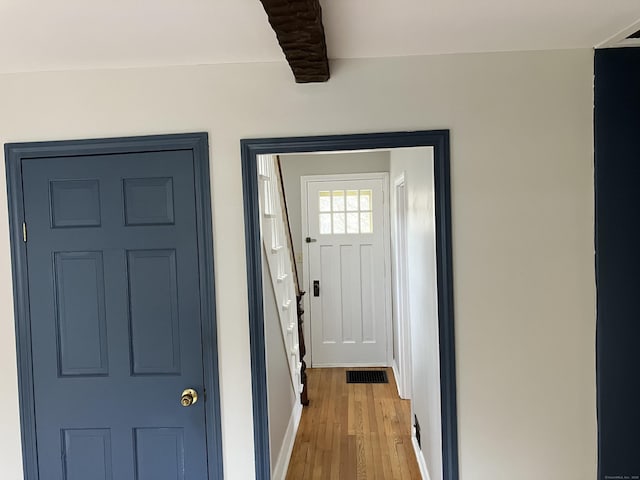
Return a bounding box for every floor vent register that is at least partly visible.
[346,370,389,384]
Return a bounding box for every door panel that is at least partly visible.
[62,428,113,480]
[306,177,389,366]
[134,428,185,480]
[127,249,181,375]
[21,150,209,479]
[54,251,109,377]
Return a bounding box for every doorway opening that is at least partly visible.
[242,131,458,480]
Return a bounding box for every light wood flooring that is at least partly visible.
[285,367,421,479]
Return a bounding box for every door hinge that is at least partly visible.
[22,222,27,243]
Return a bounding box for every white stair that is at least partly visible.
[258,154,303,396]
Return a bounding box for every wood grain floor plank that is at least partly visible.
[285,367,421,480]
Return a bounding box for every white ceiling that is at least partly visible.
[0,0,638,74]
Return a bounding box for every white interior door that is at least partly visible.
[304,174,390,366]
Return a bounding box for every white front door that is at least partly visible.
[303,174,390,366]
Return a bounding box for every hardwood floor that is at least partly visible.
[285,367,422,479]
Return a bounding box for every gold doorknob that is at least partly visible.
[180,388,198,407]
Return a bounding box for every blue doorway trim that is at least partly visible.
[5,133,224,480]
[595,48,640,478]
[241,130,459,480]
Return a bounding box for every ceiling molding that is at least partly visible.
[258,0,330,83]
[596,17,640,48]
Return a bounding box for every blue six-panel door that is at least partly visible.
[22,150,209,479]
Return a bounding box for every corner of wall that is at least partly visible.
[271,402,303,480]
[412,435,432,480]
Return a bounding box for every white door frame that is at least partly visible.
[301,172,393,367]
[392,173,413,400]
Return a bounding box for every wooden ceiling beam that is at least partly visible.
[258,0,330,83]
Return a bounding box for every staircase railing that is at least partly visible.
[275,156,308,405]
[258,154,308,405]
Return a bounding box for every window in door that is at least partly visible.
[318,189,373,235]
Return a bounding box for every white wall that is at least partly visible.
[0,49,596,480]
[390,147,442,480]
[279,151,389,280]
[262,260,296,472]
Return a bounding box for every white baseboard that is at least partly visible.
[391,362,402,397]
[411,435,432,480]
[272,402,303,480]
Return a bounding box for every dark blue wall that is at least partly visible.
[595,48,640,479]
